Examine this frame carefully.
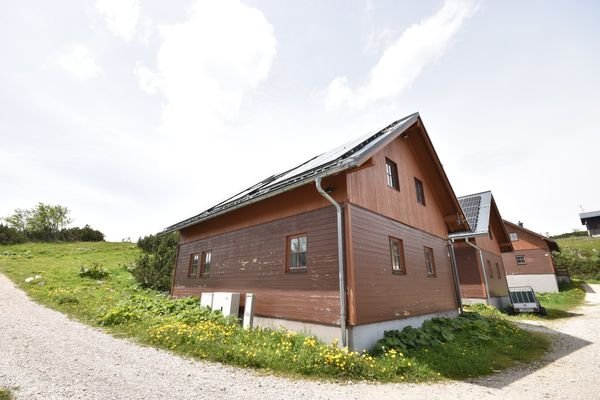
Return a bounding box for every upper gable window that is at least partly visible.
[509,232,519,241]
[415,178,426,206]
[385,158,400,190]
[287,234,307,271]
[516,255,526,265]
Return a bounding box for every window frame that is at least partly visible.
[286,233,308,272]
[389,236,406,274]
[188,253,200,278]
[495,262,502,279]
[424,246,436,277]
[200,250,212,277]
[509,232,519,241]
[415,177,426,206]
[516,255,526,265]
[385,158,400,191]
[487,259,494,278]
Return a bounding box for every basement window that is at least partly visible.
[189,254,200,277]
[415,178,426,206]
[516,255,526,265]
[510,232,519,241]
[385,158,400,190]
[200,251,212,277]
[424,246,436,276]
[287,234,307,271]
[389,237,406,274]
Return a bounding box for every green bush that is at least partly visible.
[0,224,27,244]
[553,249,600,281]
[79,263,109,279]
[130,232,179,292]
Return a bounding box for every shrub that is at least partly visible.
[130,232,179,291]
[0,224,27,244]
[553,249,600,281]
[79,263,109,279]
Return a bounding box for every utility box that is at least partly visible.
[211,292,240,317]
[199,292,214,309]
[243,293,255,329]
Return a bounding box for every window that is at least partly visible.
[496,262,502,279]
[516,255,526,265]
[385,158,400,190]
[286,234,307,271]
[487,260,493,278]
[509,232,519,241]
[189,253,200,277]
[424,246,436,276]
[200,251,212,277]
[389,237,406,274]
[415,178,426,206]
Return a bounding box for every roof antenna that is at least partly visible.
[578,205,584,213]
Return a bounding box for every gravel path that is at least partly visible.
[1,274,599,400]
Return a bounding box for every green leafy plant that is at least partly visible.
[79,262,109,279]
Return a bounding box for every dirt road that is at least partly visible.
[1,274,598,399]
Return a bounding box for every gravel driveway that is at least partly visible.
[1,274,599,400]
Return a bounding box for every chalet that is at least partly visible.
[502,220,562,293]
[449,191,513,309]
[163,113,470,351]
[580,211,600,237]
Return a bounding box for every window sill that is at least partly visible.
[427,274,437,278]
[392,270,406,275]
[286,268,308,273]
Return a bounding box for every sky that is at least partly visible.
[1,0,599,241]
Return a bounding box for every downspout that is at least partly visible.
[315,177,347,347]
[447,239,463,314]
[465,238,491,304]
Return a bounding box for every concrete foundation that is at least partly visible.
[462,296,511,309]
[506,274,559,293]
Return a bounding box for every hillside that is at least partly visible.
[555,236,600,281]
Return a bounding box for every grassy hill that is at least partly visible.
[555,236,600,282]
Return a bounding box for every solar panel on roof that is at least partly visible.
[459,195,481,231]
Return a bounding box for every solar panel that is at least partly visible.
[459,195,481,231]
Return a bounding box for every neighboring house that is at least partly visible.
[163,112,470,351]
[580,211,600,237]
[449,191,513,309]
[502,220,562,293]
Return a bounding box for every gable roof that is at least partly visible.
[163,112,469,234]
[580,210,600,222]
[504,220,560,252]
[449,191,513,252]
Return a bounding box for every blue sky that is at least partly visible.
[1,0,599,240]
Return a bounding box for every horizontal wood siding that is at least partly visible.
[350,204,458,325]
[173,206,341,325]
[346,129,450,239]
[180,174,347,244]
[502,249,556,275]
[481,249,509,297]
[454,244,486,299]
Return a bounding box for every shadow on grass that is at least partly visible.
[468,323,592,389]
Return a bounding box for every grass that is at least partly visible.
[535,280,586,318]
[0,242,550,382]
[0,388,14,400]
[556,236,600,255]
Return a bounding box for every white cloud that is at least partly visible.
[134,0,276,139]
[96,0,140,42]
[55,43,102,79]
[325,0,478,110]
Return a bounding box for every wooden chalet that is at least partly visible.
[502,220,562,293]
[580,211,600,237]
[449,191,513,309]
[163,113,470,350]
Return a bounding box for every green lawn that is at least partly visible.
[0,242,549,382]
[556,236,600,255]
[535,281,586,318]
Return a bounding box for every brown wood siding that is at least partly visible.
[346,132,450,239]
[507,227,551,252]
[180,174,347,244]
[349,204,458,325]
[172,206,341,325]
[502,249,556,275]
[454,242,509,298]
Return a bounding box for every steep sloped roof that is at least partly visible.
[580,210,600,222]
[504,220,560,252]
[163,112,469,234]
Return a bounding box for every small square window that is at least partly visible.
[415,178,426,206]
[424,246,436,276]
[200,251,212,277]
[516,255,526,265]
[189,254,200,277]
[509,232,519,241]
[385,158,400,190]
[287,234,307,271]
[389,237,406,274]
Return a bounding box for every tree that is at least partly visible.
[131,232,179,291]
[3,208,31,232]
[28,203,72,237]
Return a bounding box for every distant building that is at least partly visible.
[580,211,600,237]
[502,220,561,293]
